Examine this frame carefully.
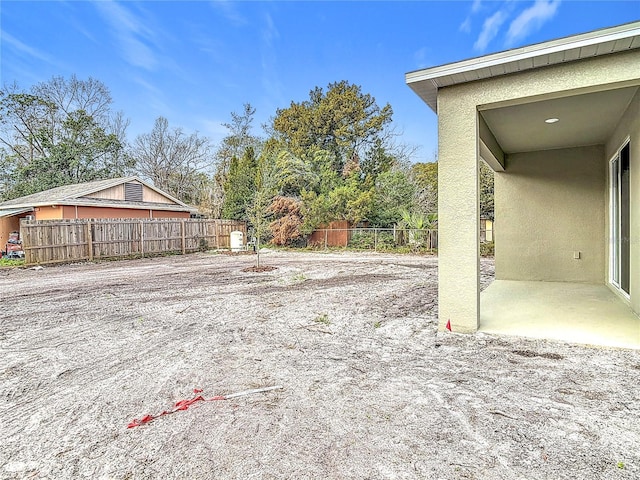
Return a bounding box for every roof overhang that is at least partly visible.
[0,207,33,218]
[0,200,195,213]
[406,21,640,113]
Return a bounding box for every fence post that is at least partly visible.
[374,228,378,252]
[140,220,145,258]
[86,220,93,261]
[19,220,28,265]
[181,219,186,255]
[324,229,328,250]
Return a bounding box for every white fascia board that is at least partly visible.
[406,21,640,112]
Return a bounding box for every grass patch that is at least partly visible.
[313,313,330,325]
[0,258,25,268]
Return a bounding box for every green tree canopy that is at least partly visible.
[0,76,132,200]
[369,169,416,227]
[270,80,393,174]
[480,159,494,220]
[221,146,258,220]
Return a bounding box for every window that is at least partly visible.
[609,140,630,296]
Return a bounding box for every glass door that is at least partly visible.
[610,141,630,296]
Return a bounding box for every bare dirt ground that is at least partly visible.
[1,250,638,480]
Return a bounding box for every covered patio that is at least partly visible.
[407,22,640,348]
[481,280,640,349]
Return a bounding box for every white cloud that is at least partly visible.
[459,17,472,33]
[474,9,509,51]
[459,0,483,33]
[1,31,54,63]
[93,1,158,70]
[260,13,284,106]
[210,0,247,27]
[132,76,171,117]
[506,0,561,46]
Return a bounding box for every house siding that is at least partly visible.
[83,183,174,204]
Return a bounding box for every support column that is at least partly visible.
[437,93,480,333]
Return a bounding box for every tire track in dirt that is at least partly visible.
[1,252,638,480]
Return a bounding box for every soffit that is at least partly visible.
[406,21,640,113]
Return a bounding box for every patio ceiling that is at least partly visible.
[480,85,639,154]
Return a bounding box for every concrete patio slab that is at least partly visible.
[480,280,640,349]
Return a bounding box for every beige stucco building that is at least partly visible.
[407,22,640,347]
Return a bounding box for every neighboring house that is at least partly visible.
[0,177,196,247]
[406,22,639,342]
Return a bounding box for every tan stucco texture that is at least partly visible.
[437,49,640,332]
[495,145,605,283]
[606,88,640,314]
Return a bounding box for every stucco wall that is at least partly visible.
[35,206,63,220]
[605,88,640,314]
[435,49,640,332]
[60,206,190,219]
[1,216,21,249]
[151,210,191,219]
[495,145,605,282]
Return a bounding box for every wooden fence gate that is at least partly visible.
[20,218,246,266]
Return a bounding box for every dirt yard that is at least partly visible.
[1,250,638,479]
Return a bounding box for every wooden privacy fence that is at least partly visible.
[20,218,247,266]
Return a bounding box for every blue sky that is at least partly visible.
[1,1,638,163]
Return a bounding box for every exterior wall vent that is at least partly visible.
[124,182,143,202]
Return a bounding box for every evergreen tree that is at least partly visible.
[221,146,258,220]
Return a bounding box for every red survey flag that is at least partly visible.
[446,319,451,331]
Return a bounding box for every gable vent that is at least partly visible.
[124,182,143,202]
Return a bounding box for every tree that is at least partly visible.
[213,104,263,212]
[360,137,396,180]
[221,146,257,220]
[369,169,416,227]
[270,80,393,174]
[411,161,438,216]
[247,152,280,267]
[0,76,132,200]
[479,159,494,220]
[327,174,374,225]
[300,189,333,235]
[268,196,303,246]
[131,117,212,204]
[215,103,262,177]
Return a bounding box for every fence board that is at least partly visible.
[21,218,246,266]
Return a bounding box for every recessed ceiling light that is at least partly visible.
[545,118,559,124]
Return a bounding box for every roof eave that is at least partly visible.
[406,21,640,113]
[0,200,194,212]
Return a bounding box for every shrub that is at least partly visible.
[480,241,494,257]
[269,196,303,246]
[348,231,395,250]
